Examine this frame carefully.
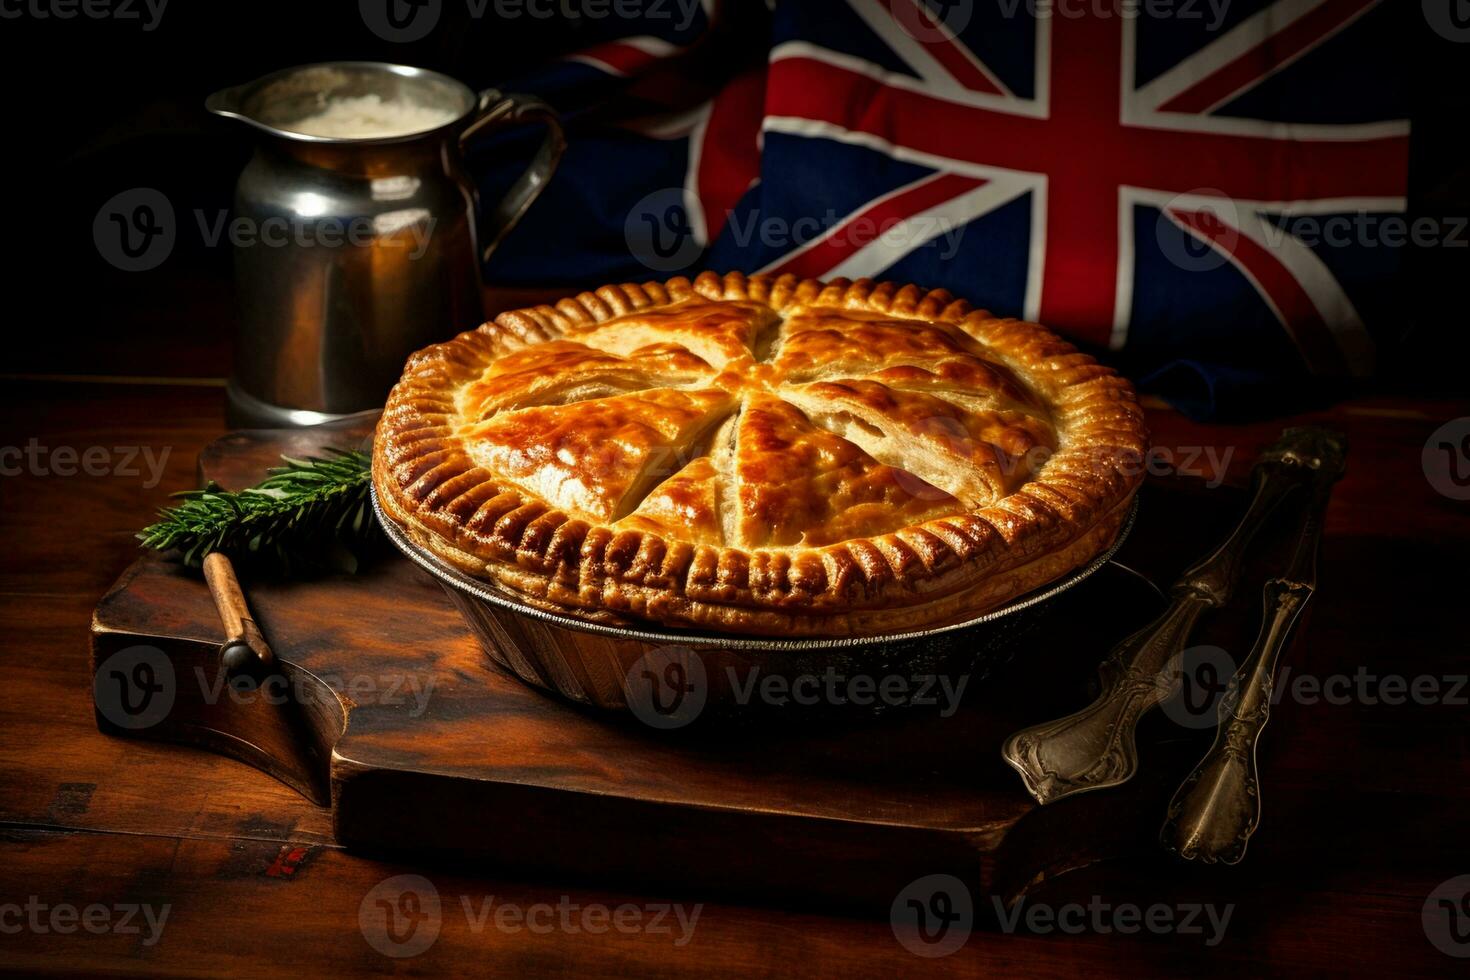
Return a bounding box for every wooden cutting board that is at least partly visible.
[90,424,1247,911]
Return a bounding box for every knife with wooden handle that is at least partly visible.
[1001,427,1335,805]
[202,551,276,680]
[1160,429,1346,863]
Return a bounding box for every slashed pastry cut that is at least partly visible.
[375,273,1148,636]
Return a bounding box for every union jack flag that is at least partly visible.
[476,0,1410,412]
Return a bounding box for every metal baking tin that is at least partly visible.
[372,490,1138,718]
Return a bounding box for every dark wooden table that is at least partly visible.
[2,291,1467,975]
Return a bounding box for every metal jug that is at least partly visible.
[207,62,564,426]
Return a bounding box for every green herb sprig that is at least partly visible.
[137,448,377,575]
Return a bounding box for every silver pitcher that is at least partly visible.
[207,62,564,427]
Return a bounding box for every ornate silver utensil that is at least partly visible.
[1160,429,1346,863]
[1001,427,1334,805]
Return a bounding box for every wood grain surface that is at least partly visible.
[1,375,1466,977]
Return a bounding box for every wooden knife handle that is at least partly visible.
[202,551,275,678]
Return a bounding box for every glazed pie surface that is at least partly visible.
[374,273,1147,636]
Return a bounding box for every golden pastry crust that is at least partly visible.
[374,272,1148,636]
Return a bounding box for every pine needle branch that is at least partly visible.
[137,448,377,575]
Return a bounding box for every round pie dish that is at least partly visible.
[373,271,1149,639]
[373,486,1141,716]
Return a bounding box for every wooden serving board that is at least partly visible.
[90,425,1250,911]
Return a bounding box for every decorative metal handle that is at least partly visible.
[1002,597,1209,803]
[1161,428,1345,863]
[463,89,566,265]
[1001,427,1329,805]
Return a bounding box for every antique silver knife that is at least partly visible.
[1001,427,1337,805]
[1160,429,1346,863]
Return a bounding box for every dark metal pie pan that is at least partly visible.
[372,489,1139,722]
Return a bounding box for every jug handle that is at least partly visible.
[462,89,566,265]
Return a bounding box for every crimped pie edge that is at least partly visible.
[372,271,1149,636]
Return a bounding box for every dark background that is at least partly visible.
[3,0,1467,398]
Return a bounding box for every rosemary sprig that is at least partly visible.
[137,448,377,575]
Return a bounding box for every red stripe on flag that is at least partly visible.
[767,56,1408,202]
[697,67,765,243]
[1169,208,1348,375]
[571,41,667,78]
[1157,0,1380,114]
[764,172,987,278]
